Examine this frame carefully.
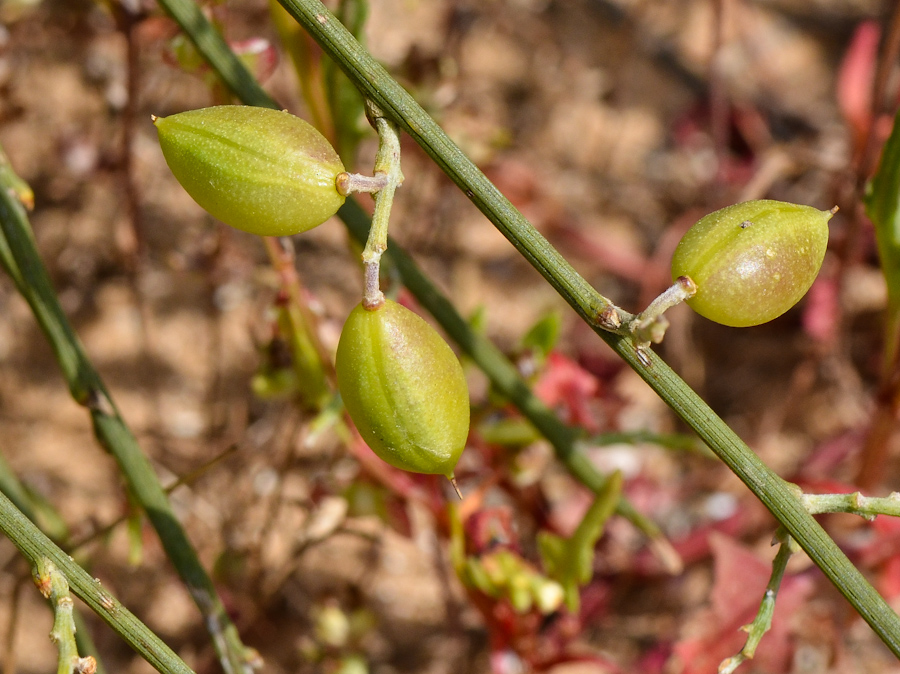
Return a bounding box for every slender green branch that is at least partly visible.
[0,491,194,674]
[0,451,104,673]
[272,0,900,655]
[358,101,403,308]
[32,558,98,674]
[0,153,257,673]
[719,533,798,674]
[803,491,900,518]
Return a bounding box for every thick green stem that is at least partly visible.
[32,558,97,674]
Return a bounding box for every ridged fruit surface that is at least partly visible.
[155,106,345,237]
[336,300,469,476]
[671,200,832,327]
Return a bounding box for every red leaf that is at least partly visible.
[837,21,879,142]
[801,273,840,345]
[533,352,601,432]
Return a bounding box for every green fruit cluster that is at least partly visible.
[671,200,832,327]
[336,299,469,478]
[155,105,345,237]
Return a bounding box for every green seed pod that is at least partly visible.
[670,200,832,327]
[154,106,345,237]
[336,299,469,477]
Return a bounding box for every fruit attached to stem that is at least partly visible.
[670,200,833,327]
[154,105,346,237]
[336,299,469,480]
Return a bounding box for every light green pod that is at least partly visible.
[154,106,345,237]
[671,200,832,327]
[336,299,470,477]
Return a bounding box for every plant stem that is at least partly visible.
[359,102,403,309]
[32,558,98,674]
[803,490,900,518]
[0,452,105,673]
[0,491,194,674]
[629,275,697,359]
[269,0,900,655]
[719,533,796,674]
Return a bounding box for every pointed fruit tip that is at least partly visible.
[447,474,462,500]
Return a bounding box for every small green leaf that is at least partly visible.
[864,109,900,370]
[537,471,623,612]
[520,312,562,359]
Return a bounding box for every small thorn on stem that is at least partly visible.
[447,474,462,499]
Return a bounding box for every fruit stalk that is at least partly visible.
[359,102,403,309]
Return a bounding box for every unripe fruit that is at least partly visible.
[671,200,832,327]
[154,106,345,237]
[336,299,469,477]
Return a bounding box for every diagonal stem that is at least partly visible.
[161,0,900,655]
[275,0,900,656]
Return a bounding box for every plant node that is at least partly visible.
[628,276,697,363]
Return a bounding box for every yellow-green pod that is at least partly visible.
[671,200,832,327]
[336,299,469,477]
[154,106,345,237]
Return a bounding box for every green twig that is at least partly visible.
[32,558,98,674]
[803,490,900,518]
[718,532,798,674]
[0,153,257,672]
[351,101,404,308]
[270,0,900,655]
[0,452,104,673]
[0,491,194,674]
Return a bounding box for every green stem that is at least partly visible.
[803,491,900,518]
[0,154,257,674]
[32,558,97,674]
[359,102,403,309]
[0,491,194,674]
[719,533,796,674]
[0,451,104,673]
[272,0,900,655]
